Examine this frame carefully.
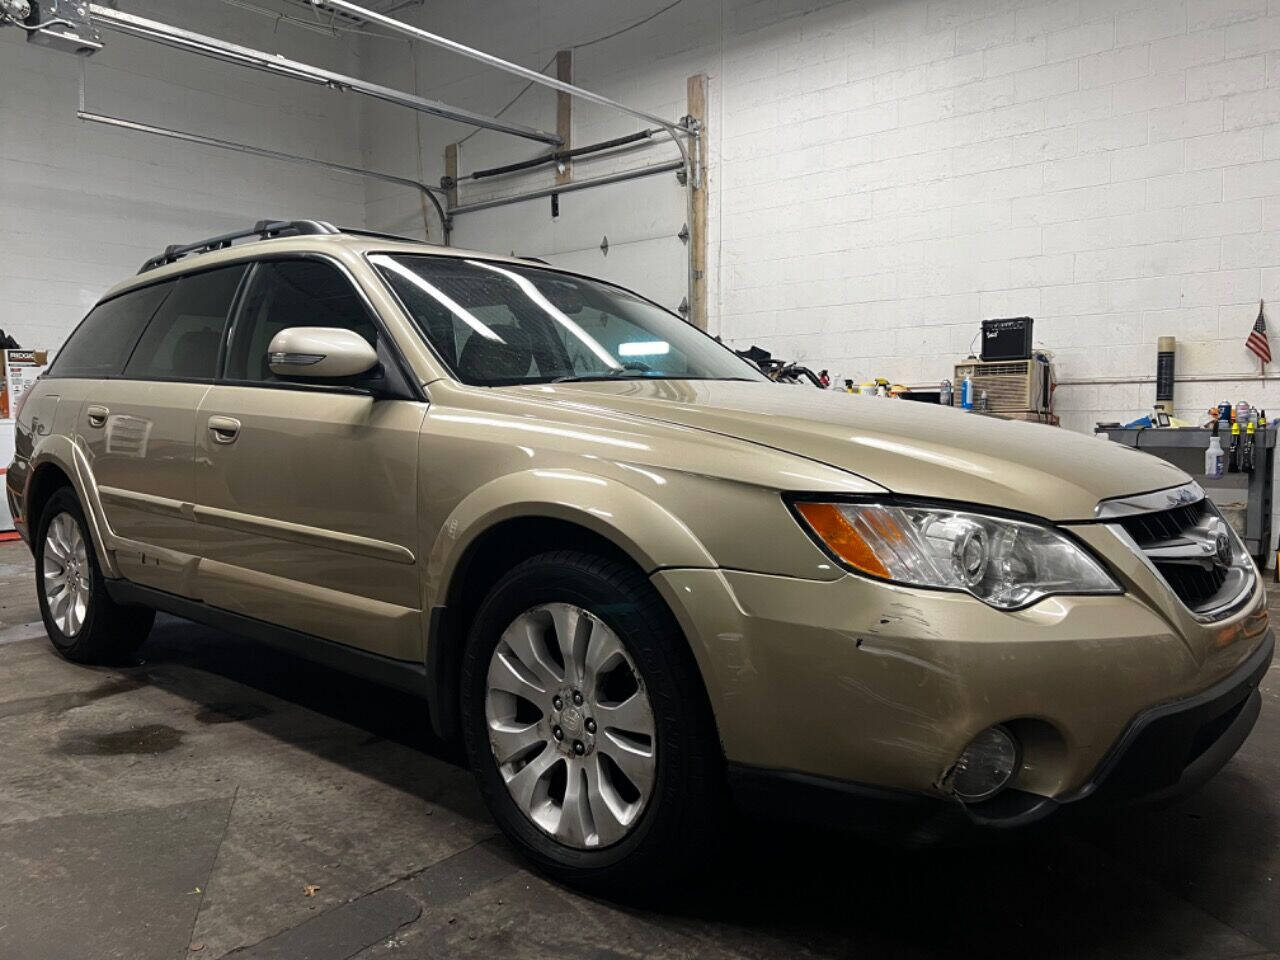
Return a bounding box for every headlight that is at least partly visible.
[791,500,1118,610]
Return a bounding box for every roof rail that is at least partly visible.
[138,219,339,273]
[337,226,441,246]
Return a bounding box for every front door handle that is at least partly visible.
[86,404,109,428]
[207,416,241,444]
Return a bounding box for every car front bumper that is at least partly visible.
[650,566,1272,829]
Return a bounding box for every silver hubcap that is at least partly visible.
[485,602,657,849]
[42,512,90,637]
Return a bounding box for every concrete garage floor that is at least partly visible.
[1,540,1278,960]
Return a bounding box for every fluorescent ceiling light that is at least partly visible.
[465,260,620,369]
[618,341,670,356]
[372,255,503,341]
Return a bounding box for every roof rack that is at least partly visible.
[138,219,339,273]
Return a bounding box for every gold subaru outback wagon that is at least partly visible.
[7,220,1272,888]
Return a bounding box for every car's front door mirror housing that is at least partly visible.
[266,327,378,379]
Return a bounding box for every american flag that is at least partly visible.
[1247,300,1272,365]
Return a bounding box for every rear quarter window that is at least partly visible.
[47,284,171,379]
[123,265,246,381]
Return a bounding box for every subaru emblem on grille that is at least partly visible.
[1214,526,1232,568]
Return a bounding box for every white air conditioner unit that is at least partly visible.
[954,358,1053,414]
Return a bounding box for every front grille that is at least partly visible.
[1153,561,1229,609]
[1115,498,1236,615]
[1117,499,1206,544]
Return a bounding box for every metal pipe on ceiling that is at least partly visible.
[465,129,657,182]
[86,4,563,145]
[77,110,452,243]
[448,159,685,216]
[306,0,695,139]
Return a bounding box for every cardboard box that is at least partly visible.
[0,349,49,420]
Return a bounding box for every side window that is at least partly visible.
[48,284,172,379]
[123,265,246,381]
[224,259,378,384]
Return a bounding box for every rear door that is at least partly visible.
[193,257,426,661]
[78,265,247,597]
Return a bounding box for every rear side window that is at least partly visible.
[224,259,377,384]
[123,265,247,381]
[47,284,171,379]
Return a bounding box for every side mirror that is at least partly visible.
[267,327,378,379]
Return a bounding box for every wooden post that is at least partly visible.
[686,73,709,331]
[555,50,573,186]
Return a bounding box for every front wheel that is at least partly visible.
[35,488,155,664]
[460,551,723,891]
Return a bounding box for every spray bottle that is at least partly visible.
[1205,421,1225,480]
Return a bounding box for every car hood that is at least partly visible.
[528,379,1187,522]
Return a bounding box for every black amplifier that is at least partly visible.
[981,317,1033,362]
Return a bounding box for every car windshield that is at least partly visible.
[370,253,765,387]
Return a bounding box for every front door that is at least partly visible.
[193,257,426,661]
[81,264,247,597]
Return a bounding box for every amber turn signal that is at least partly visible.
[794,502,891,579]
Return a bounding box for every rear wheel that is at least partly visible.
[460,550,723,891]
[35,488,154,664]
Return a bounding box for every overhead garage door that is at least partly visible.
[448,168,690,317]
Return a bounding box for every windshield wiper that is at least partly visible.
[551,369,654,383]
[550,372,760,384]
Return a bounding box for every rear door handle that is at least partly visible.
[207,416,241,444]
[86,404,109,428]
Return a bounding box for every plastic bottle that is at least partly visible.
[1205,422,1225,480]
[1229,420,1241,473]
[940,379,953,407]
[961,375,974,410]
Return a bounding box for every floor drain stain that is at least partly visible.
[57,723,184,755]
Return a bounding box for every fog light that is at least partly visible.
[949,725,1020,802]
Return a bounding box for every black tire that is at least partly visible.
[460,550,724,892]
[35,488,155,664]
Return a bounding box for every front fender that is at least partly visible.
[426,467,715,609]
[25,434,121,578]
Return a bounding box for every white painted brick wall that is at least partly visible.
[0,1,366,349]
